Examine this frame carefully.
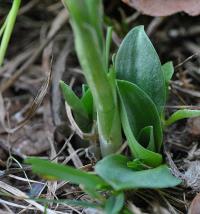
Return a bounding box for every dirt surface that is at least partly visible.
[0,1,200,213]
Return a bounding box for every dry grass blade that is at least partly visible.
[43,8,69,71]
[0,49,33,76]
[19,0,40,15]
[0,198,36,210]
[8,174,44,184]
[67,142,83,168]
[165,106,200,110]
[175,53,200,69]
[172,84,200,98]
[0,181,57,214]
[65,103,98,142]
[152,204,171,214]
[128,202,144,214]
[51,133,74,161]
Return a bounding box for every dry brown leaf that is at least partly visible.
[122,0,200,16]
[0,181,56,214]
[187,117,200,137]
[189,193,200,214]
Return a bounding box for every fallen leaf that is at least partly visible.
[122,0,200,16]
[187,117,200,137]
[189,193,200,214]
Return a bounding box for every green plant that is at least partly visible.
[27,0,200,213]
[0,0,21,66]
[27,156,180,213]
[60,0,122,156]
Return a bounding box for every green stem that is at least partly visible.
[74,26,121,156]
[62,0,122,156]
[0,0,21,66]
[0,18,8,38]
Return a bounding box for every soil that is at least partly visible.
[0,0,200,213]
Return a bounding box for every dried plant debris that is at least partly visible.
[184,161,200,191]
[188,193,200,214]
[122,0,200,16]
[187,117,200,137]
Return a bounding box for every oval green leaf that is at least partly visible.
[115,26,166,114]
[26,157,108,199]
[95,155,182,191]
[60,80,92,132]
[117,80,163,152]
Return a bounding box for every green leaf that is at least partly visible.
[62,0,103,49]
[165,109,200,127]
[81,88,93,119]
[117,80,163,152]
[117,81,162,167]
[104,192,124,214]
[120,105,162,167]
[138,126,155,151]
[105,26,113,70]
[95,155,182,191]
[60,80,89,119]
[26,158,108,193]
[82,84,89,95]
[85,0,104,50]
[112,53,116,65]
[63,0,122,156]
[127,159,147,171]
[162,61,174,97]
[60,81,92,132]
[115,26,166,114]
[121,209,133,214]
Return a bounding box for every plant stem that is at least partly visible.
[0,18,8,38]
[62,0,122,156]
[0,0,21,66]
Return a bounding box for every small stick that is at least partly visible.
[175,52,200,70]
